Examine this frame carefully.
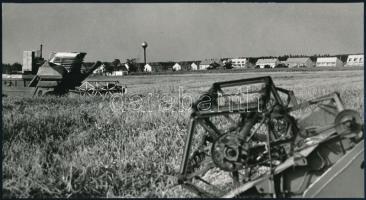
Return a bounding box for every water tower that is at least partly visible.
[141,41,148,65]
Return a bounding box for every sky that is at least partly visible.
[2,3,364,63]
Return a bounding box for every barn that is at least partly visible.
[344,54,364,67]
[256,58,279,68]
[316,57,343,67]
[284,57,315,68]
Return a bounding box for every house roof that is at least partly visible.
[284,57,310,64]
[256,58,278,64]
[231,58,248,61]
[200,59,223,65]
[347,54,364,59]
[316,57,339,62]
[147,63,161,67]
[190,61,201,65]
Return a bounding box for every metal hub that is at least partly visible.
[211,132,248,171]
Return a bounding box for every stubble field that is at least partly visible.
[2,70,364,198]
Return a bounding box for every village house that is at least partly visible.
[190,62,199,70]
[199,59,223,70]
[144,63,152,72]
[316,57,343,67]
[199,60,212,70]
[172,63,182,71]
[344,54,364,67]
[176,61,194,71]
[256,58,280,68]
[230,58,248,68]
[283,57,315,68]
[93,63,105,74]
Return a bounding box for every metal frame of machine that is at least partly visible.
[177,76,363,198]
[2,52,127,97]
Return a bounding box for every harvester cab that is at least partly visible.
[178,76,364,198]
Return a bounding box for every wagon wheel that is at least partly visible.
[79,89,88,96]
[92,89,102,96]
[104,89,113,96]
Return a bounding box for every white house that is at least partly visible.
[107,71,128,76]
[93,63,106,74]
[191,62,198,70]
[231,58,248,68]
[144,64,152,72]
[256,58,279,68]
[114,71,128,76]
[316,57,343,67]
[344,54,364,67]
[283,57,315,68]
[199,60,212,70]
[172,63,182,71]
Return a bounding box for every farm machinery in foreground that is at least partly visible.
[2,52,126,97]
[178,76,364,198]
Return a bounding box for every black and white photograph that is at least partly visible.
[2,2,364,198]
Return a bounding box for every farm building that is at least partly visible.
[108,71,128,76]
[199,59,223,70]
[144,64,152,72]
[283,57,315,68]
[256,58,279,68]
[172,63,182,71]
[93,64,105,74]
[344,54,364,67]
[316,57,343,67]
[230,58,248,68]
[191,62,199,70]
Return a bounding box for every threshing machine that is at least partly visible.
[178,76,364,198]
[2,52,126,97]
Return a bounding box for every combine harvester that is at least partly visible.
[178,76,364,198]
[3,51,126,97]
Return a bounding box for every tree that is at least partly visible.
[223,60,233,69]
[12,62,22,72]
[278,55,289,61]
[112,59,122,71]
[126,58,138,72]
[103,62,114,74]
[2,63,12,74]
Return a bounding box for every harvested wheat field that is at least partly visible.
[2,70,364,198]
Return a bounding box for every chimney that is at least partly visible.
[40,44,43,58]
